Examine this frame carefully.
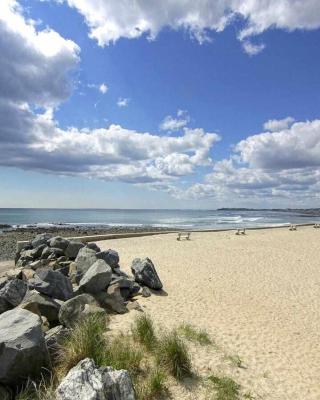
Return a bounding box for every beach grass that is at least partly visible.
[156,330,192,380]
[132,314,158,351]
[136,368,167,400]
[178,323,212,346]
[207,375,241,400]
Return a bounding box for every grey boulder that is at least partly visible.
[131,258,163,290]
[56,358,135,400]
[31,233,52,248]
[0,279,27,313]
[31,268,73,301]
[75,247,97,281]
[96,284,127,314]
[64,241,84,259]
[96,249,119,269]
[49,237,69,251]
[41,246,64,260]
[20,291,61,322]
[86,242,101,252]
[79,260,112,294]
[59,293,105,327]
[0,309,49,385]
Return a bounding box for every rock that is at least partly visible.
[41,246,64,260]
[29,260,44,270]
[59,294,105,327]
[49,237,69,251]
[96,249,119,269]
[31,268,73,301]
[86,242,101,252]
[31,233,52,248]
[29,244,47,259]
[56,358,135,400]
[57,256,68,263]
[20,291,61,322]
[79,260,112,294]
[41,316,50,333]
[141,286,151,298]
[131,258,163,290]
[4,267,23,280]
[0,308,49,385]
[0,277,7,290]
[45,325,70,358]
[110,276,141,300]
[15,243,32,265]
[0,385,11,400]
[75,247,97,282]
[64,241,84,259]
[21,268,35,280]
[68,262,77,283]
[96,284,127,314]
[0,279,27,310]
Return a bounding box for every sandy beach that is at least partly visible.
[96,226,320,400]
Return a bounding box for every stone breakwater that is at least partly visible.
[0,233,164,399]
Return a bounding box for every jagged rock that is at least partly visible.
[110,276,141,300]
[96,284,127,314]
[131,258,163,290]
[57,256,68,263]
[141,286,151,298]
[15,243,32,265]
[75,247,97,282]
[0,385,11,400]
[49,237,69,251]
[86,242,101,252]
[56,358,135,400]
[0,279,27,312]
[41,316,50,332]
[45,325,70,358]
[31,233,52,248]
[20,291,61,322]
[41,246,64,260]
[29,244,47,259]
[21,268,35,280]
[79,260,112,294]
[30,268,73,301]
[59,293,105,327]
[4,267,23,280]
[0,277,7,290]
[96,249,119,269]
[0,309,49,385]
[64,241,84,259]
[29,260,44,270]
[69,262,77,283]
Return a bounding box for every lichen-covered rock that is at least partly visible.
[59,293,105,327]
[56,358,135,400]
[96,249,119,269]
[79,260,112,294]
[131,258,163,290]
[0,309,49,385]
[64,241,84,259]
[30,268,73,301]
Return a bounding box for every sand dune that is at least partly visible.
[98,226,320,400]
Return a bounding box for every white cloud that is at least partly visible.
[99,83,108,94]
[160,110,190,131]
[117,97,129,107]
[60,0,320,53]
[263,117,295,132]
[242,40,265,56]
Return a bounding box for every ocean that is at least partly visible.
[0,208,320,230]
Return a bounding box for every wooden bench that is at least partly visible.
[314,223,320,229]
[177,232,191,241]
[289,224,297,231]
[235,228,246,235]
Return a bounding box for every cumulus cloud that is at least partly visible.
[242,40,265,56]
[60,0,320,53]
[175,119,320,203]
[263,117,295,132]
[160,110,190,131]
[117,97,129,107]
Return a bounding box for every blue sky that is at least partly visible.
[1,0,320,208]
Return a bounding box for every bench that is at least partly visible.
[177,232,191,241]
[235,228,246,235]
[314,224,320,229]
[289,224,297,231]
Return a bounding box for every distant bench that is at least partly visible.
[235,228,246,235]
[289,224,297,231]
[177,232,191,241]
[314,224,320,229]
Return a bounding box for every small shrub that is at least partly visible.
[207,375,241,400]
[102,334,143,376]
[132,314,157,351]
[56,313,107,378]
[157,331,192,380]
[136,368,167,399]
[178,323,212,346]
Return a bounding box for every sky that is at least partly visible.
[0,0,320,209]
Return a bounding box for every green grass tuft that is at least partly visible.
[132,314,158,351]
[156,330,192,380]
[178,323,212,346]
[207,375,241,400]
[136,368,167,400]
[56,313,107,379]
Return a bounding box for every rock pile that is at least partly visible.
[0,233,163,396]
